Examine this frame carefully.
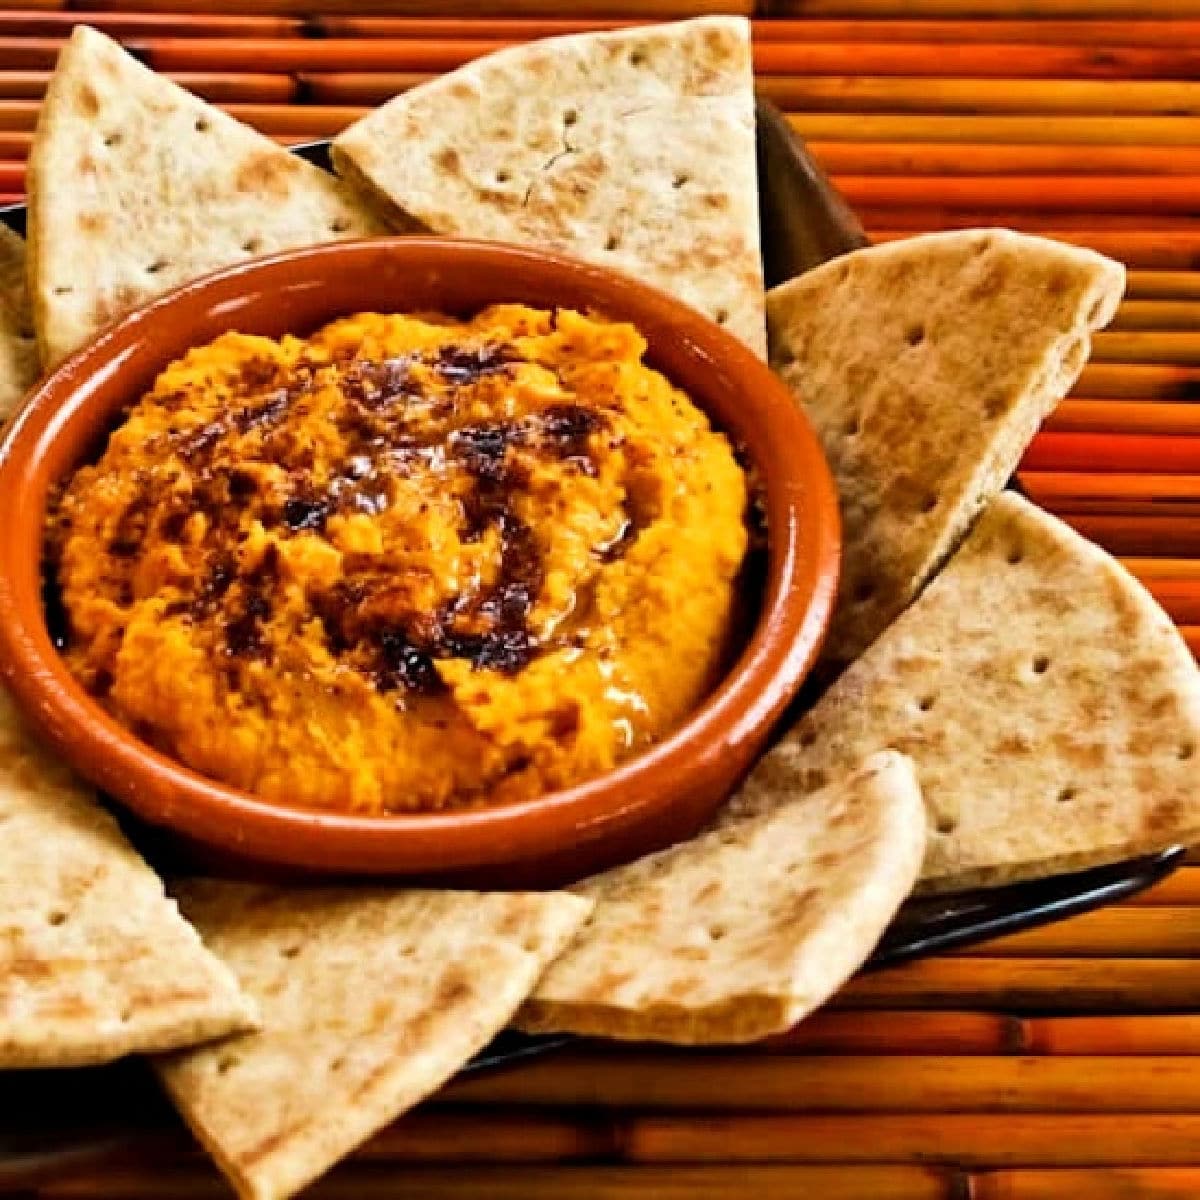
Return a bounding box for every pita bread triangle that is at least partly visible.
[767,228,1125,667]
[518,751,925,1044]
[726,492,1200,893]
[27,25,385,369]
[154,883,592,1200]
[0,225,39,422]
[332,16,766,356]
[0,689,255,1068]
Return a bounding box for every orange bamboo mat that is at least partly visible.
[7,5,1200,1200]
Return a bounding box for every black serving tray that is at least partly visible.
[0,98,1183,1191]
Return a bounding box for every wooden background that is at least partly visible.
[6,1,1200,1196]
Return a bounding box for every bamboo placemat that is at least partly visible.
[6,3,1200,1197]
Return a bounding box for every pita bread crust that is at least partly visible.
[332,16,765,356]
[0,226,39,421]
[0,690,255,1068]
[518,751,925,1044]
[27,25,383,368]
[767,228,1125,665]
[155,884,592,1200]
[729,493,1200,892]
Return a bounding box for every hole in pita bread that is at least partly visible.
[673,172,690,189]
[1007,547,1024,565]
[852,580,876,604]
[604,234,620,251]
[47,910,68,926]
[917,695,936,713]
[1032,654,1051,675]
[905,323,925,347]
[629,49,648,66]
[563,109,578,127]
[242,237,262,254]
[715,309,730,325]
[798,727,818,748]
[1086,295,1108,326]
[842,416,862,437]
[1180,742,1195,761]
[146,259,168,275]
[103,133,121,148]
[983,393,1007,420]
[708,925,729,941]
[53,286,73,296]
[194,116,211,133]
[216,1053,240,1076]
[495,169,512,184]
[280,944,300,959]
[934,814,957,835]
[330,1056,347,1073]
[1057,786,1078,802]
[329,217,352,234]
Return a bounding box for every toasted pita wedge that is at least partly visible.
[518,751,924,1044]
[728,493,1200,893]
[767,229,1125,666]
[0,690,254,1068]
[27,25,384,368]
[155,884,592,1200]
[0,226,38,420]
[332,17,765,355]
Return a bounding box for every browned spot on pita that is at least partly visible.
[240,1118,310,1170]
[91,283,142,330]
[2,954,57,981]
[79,212,107,235]
[435,971,472,1009]
[78,154,98,177]
[666,975,702,1000]
[703,193,729,211]
[1050,734,1108,771]
[435,147,460,175]
[77,84,101,117]
[995,733,1034,756]
[967,266,1004,302]
[449,82,474,101]
[1045,270,1070,297]
[693,880,722,904]
[234,151,301,201]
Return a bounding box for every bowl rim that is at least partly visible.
[0,236,840,876]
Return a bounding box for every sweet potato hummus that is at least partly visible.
[49,306,749,813]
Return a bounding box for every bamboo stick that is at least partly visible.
[774,78,1200,116]
[789,113,1200,146]
[1123,866,1200,905]
[765,1009,1023,1054]
[72,0,752,15]
[0,131,28,157]
[952,907,1200,958]
[312,18,1200,47]
[625,1113,1200,1167]
[1064,514,1200,556]
[442,1053,1200,1112]
[1111,301,1200,330]
[1021,434,1200,473]
[0,0,62,9]
[1021,472,1200,501]
[299,72,434,105]
[838,176,1200,215]
[1184,625,1200,655]
[1045,402,1200,437]
[838,956,1200,1010]
[868,209,1200,230]
[1093,332,1200,365]
[0,163,21,191]
[767,0,1200,16]
[974,1168,1200,1200]
[0,70,298,103]
[1076,363,1200,399]
[41,1164,959,1200]
[120,38,1200,80]
[810,142,1200,177]
[1128,272,1200,300]
[1120,558,1200,579]
[224,103,368,133]
[0,11,302,37]
[1028,1015,1200,1055]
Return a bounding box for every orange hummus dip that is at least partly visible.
[48,306,749,814]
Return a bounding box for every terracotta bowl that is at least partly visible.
[0,238,839,882]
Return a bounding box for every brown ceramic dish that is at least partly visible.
[0,237,839,879]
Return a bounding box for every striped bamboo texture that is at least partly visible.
[6,6,1200,1199]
